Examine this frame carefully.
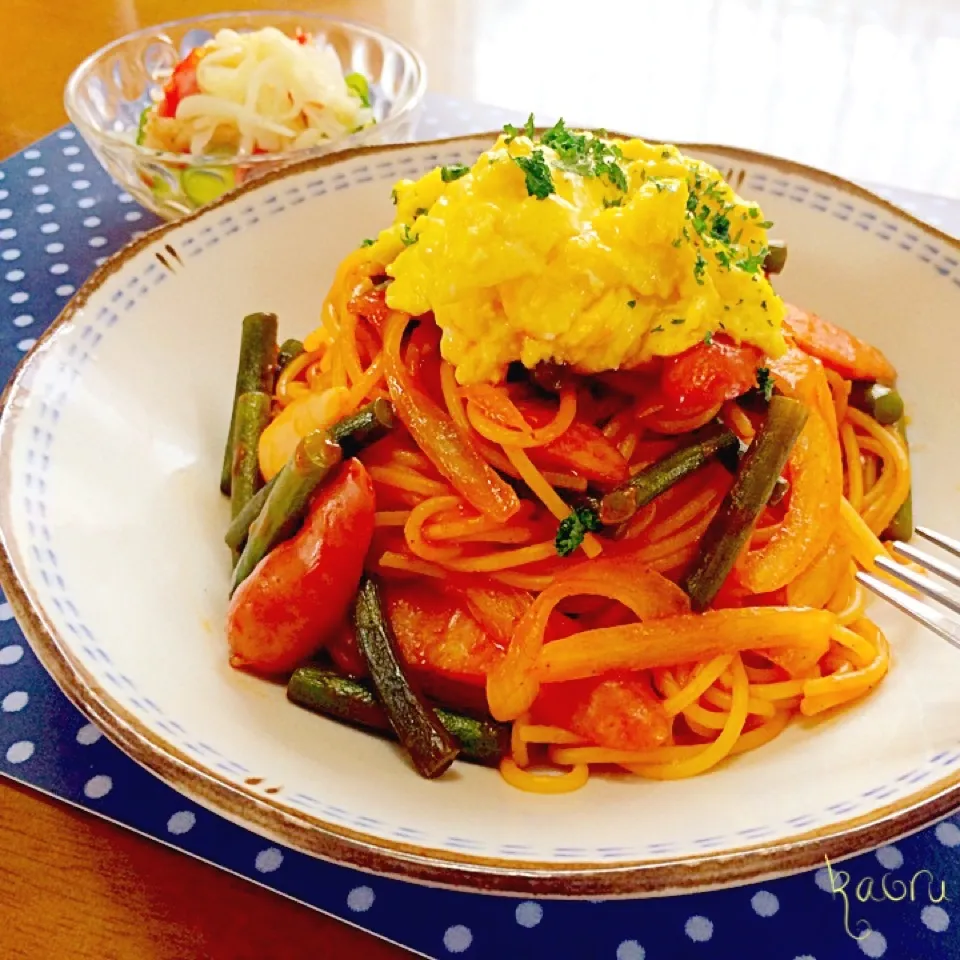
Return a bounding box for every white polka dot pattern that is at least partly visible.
[0,644,23,665]
[254,847,284,873]
[346,886,375,912]
[514,901,542,928]
[6,740,35,763]
[685,916,713,942]
[750,891,779,917]
[935,821,960,847]
[1,690,28,712]
[616,941,645,960]
[857,929,887,957]
[875,845,903,870]
[83,775,113,799]
[443,925,473,954]
[75,722,102,745]
[167,811,197,835]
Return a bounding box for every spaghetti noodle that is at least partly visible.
[224,124,914,792]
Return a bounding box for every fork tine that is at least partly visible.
[875,555,960,617]
[917,526,960,560]
[857,570,960,651]
[890,541,960,590]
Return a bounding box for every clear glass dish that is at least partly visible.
[64,10,427,220]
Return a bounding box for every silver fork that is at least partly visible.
[857,527,960,649]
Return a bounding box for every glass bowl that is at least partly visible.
[64,10,427,220]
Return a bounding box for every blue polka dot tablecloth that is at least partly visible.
[3,94,960,960]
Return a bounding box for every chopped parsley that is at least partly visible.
[503,113,536,142]
[703,330,714,345]
[514,149,555,200]
[711,213,731,242]
[603,197,624,208]
[555,506,601,557]
[693,254,707,285]
[760,300,768,310]
[749,207,760,219]
[627,300,637,308]
[598,157,628,191]
[651,324,665,332]
[736,249,768,274]
[440,163,470,183]
[671,317,686,325]
[413,207,428,218]
[360,238,375,247]
[540,119,628,191]
[390,188,398,205]
[661,149,672,159]
[672,237,683,248]
[758,220,774,229]
[400,224,418,246]
[755,366,774,402]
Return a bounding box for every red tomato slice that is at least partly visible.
[158,49,204,119]
[659,338,763,415]
[226,460,376,675]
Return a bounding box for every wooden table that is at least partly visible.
[1,1,957,956]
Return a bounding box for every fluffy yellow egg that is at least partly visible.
[368,122,787,385]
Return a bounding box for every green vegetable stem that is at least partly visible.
[220,312,278,495]
[599,422,740,526]
[683,395,809,611]
[230,430,343,594]
[353,577,460,779]
[287,666,509,767]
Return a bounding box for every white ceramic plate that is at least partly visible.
[2,134,959,897]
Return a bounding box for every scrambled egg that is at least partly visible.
[368,122,787,385]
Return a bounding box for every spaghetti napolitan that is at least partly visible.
[221,120,911,792]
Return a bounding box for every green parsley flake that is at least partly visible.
[555,506,601,557]
[514,149,555,200]
[703,330,714,345]
[758,220,773,229]
[693,254,707,285]
[755,366,774,401]
[390,188,398,205]
[749,207,760,218]
[627,300,637,308]
[603,197,624,208]
[540,120,628,191]
[440,164,470,183]
[651,324,665,333]
[736,249,767,274]
[671,317,686,325]
[524,112,536,138]
[360,238,375,247]
[711,213,731,242]
[401,224,418,246]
